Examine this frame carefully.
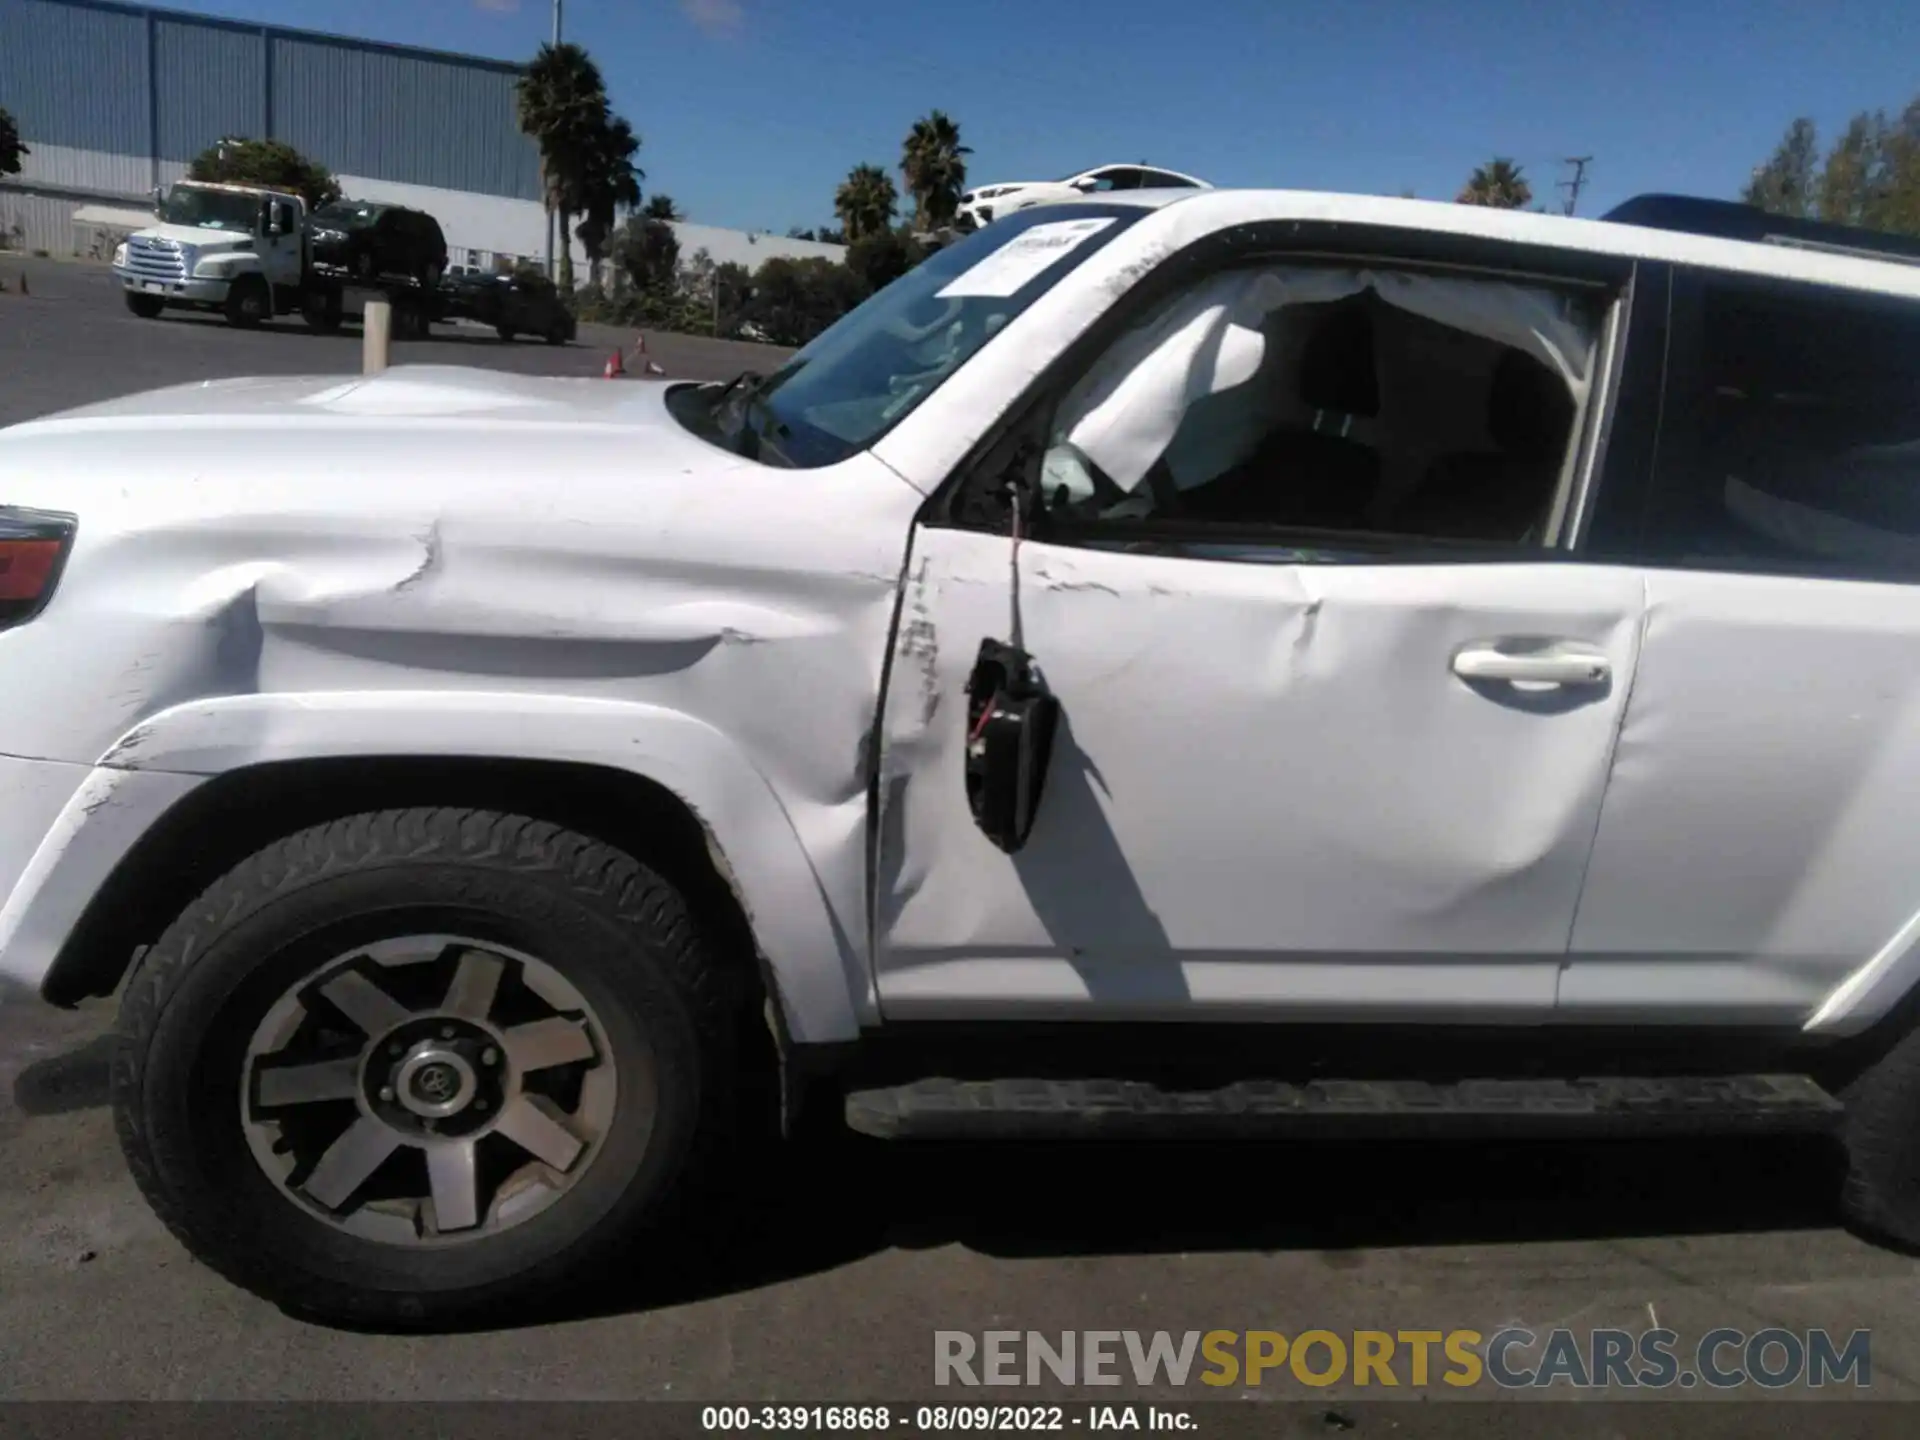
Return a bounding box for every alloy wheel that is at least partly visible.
[239,936,624,1246]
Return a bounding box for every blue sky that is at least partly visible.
[152,0,1920,235]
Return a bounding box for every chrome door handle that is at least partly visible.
[1452,644,1611,687]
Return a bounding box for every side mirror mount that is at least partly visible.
[963,638,1060,854]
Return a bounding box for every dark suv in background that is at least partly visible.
[443,269,576,345]
[307,201,448,288]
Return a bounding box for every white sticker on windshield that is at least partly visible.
[935,218,1117,298]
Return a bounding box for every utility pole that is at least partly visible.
[545,0,563,279]
[1558,156,1593,217]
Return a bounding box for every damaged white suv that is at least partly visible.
[8,188,1920,1326]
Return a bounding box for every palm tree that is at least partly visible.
[900,111,971,230]
[835,163,898,242]
[1456,158,1532,209]
[516,42,610,291]
[573,114,644,290]
[642,194,683,223]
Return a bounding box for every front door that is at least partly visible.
[872,244,1648,1023]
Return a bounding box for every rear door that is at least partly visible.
[1564,267,1920,1030]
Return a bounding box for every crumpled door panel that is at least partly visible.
[873,526,1646,1021]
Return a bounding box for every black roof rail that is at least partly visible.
[1600,193,1920,267]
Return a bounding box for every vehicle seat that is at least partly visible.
[1178,295,1383,528]
[1386,349,1573,542]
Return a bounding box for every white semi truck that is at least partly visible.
[112,179,442,335]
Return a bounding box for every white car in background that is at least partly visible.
[956,162,1210,230]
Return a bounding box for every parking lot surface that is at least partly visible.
[0,254,785,431]
[2,255,1919,1433]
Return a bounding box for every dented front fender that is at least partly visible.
[25,691,873,1042]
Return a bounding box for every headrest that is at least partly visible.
[1296,295,1379,418]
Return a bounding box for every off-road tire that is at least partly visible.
[1840,1023,1920,1250]
[110,808,754,1328]
[124,291,165,319]
[224,276,269,329]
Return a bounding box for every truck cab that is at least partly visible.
[113,180,306,328]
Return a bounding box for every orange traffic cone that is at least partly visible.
[603,347,625,378]
[634,332,664,375]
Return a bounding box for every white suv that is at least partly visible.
[956,162,1210,230]
[6,187,1920,1328]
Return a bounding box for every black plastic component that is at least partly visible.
[962,638,1059,853]
[846,1073,1845,1141]
[1601,193,1920,267]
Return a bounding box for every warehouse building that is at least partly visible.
[0,0,843,274]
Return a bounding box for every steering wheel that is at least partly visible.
[880,294,964,343]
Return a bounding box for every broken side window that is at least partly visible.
[1039,262,1602,549]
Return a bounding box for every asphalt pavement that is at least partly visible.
[2,254,1918,1432]
[0,253,785,431]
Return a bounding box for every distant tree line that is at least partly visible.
[577,106,973,346]
[1744,98,1920,235]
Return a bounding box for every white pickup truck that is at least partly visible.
[113,179,314,328]
[10,187,1920,1328]
[112,179,440,334]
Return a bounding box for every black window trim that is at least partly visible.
[922,218,1643,569]
[1629,264,1920,584]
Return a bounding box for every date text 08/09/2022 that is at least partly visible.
[701,1406,1192,1432]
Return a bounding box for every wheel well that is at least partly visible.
[43,757,768,1024]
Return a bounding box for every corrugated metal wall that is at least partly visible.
[0,0,539,202]
[154,15,265,165]
[0,0,151,192]
[274,36,539,200]
[0,188,93,253]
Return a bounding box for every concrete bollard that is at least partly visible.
[363,299,392,375]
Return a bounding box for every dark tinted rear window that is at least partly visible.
[1648,271,1920,580]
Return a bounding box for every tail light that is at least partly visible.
[0,506,78,630]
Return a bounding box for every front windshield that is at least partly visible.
[719,202,1144,468]
[157,186,261,233]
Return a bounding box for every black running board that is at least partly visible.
[844,1075,1844,1141]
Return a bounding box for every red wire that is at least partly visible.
[968,485,1025,747]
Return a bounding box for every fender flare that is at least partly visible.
[94,690,871,1043]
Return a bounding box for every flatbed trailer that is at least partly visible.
[299,269,484,339]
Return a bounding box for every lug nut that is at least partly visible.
[481,1047,499,1066]
[440,1026,456,1039]
[475,1098,490,1112]
[389,1041,404,1056]
[379,1085,395,1102]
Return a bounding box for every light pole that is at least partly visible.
[544,0,563,279]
